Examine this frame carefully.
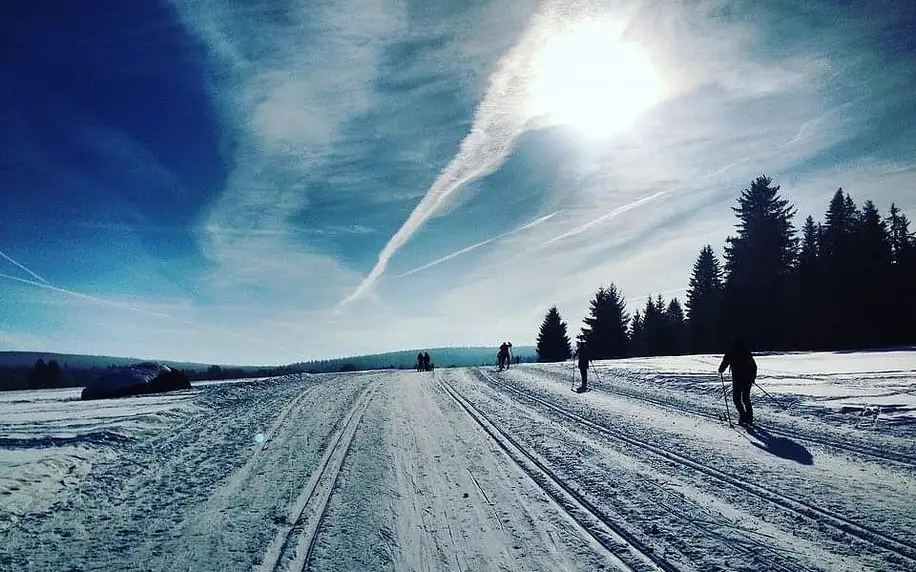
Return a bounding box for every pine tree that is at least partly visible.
[535,306,572,362]
[821,188,858,259]
[580,284,630,359]
[665,298,688,355]
[29,359,49,389]
[885,202,916,344]
[629,310,645,357]
[798,216,820,272]
[795,215,824,349]
[685,245,723,353]
[820,188,861,347]
[722,175,798,349]
[886,203,915,265]
[852,200,893,347]
[641,295,667,356]
[47,360,63,387]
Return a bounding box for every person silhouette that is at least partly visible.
[574,341,589,392]
[498,342,512,370]
[718,338,758,425]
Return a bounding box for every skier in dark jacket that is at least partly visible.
[498,342,512,370]
[718,339,758,425]
[574,342,589,392]
[416,352,424,372]
[423,352,431,372]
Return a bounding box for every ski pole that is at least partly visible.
[719,372,733,426]
[753,381,790,410]
[589,360,600,383]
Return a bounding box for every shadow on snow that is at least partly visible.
[746,425,814,465]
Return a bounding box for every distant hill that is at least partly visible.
[0,346,536,372]
[293,346,537,372]
[0,351,244,371]
[0,345,537,391]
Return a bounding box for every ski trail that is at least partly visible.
[479,369,916,566]
[255,379,379,572]
[588,369,916,468]
[437,374,671,572]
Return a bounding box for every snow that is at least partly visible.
[1,351,915,571]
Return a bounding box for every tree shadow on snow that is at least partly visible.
[745,426,814,465]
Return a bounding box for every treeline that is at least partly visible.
[535,176,916,361]
[0,359,280,391]
[288,346,537,374]
[1,346,541,391]
[0,359,91,391]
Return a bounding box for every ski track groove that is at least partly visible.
[599,370,916,468]
[436,373,676,572]
[255,379,379,572]
[479,368,916,567]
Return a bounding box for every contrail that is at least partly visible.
[397,211,559,278]
[0,272,295,355]
[397,237,498,278]
[538,191,668,248]
[517,211,560,232]
[337,7,563,307]
[0,249,51,285]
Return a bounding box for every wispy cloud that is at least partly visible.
[341,2,629,306]
[397,211,558,277]
[0,271,295,355]
[171,0,400,308]
[5,0,914,364]
[377,0,916,351]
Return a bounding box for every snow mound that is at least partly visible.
[81,362,191,401]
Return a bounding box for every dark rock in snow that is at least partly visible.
[81,362,191,400]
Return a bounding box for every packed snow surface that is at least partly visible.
[2,350,915,571]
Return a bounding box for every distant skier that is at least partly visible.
[416,352,424,372]
[423,352,431,372]
[574,341,589,392]
[718,338,758,425]
[498,342,512,370]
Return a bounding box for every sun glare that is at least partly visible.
[528,20,665,139]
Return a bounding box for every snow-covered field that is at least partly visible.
[2,351,915,571]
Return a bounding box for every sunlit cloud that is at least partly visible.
[342,1,673,306]
[4,0,915,364]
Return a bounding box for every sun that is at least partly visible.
[528,20,665,139]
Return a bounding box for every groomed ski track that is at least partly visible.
[476,368,916,568]
[3,359,915,571]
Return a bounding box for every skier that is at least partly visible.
[574,341,589,392]
[423,352,431,372]
[498,342,512,370]
[416,352,424,372]
[718,338,758,426]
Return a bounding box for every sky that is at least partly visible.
[2,0,915,365]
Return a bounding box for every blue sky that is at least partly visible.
[2,0,915,365]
